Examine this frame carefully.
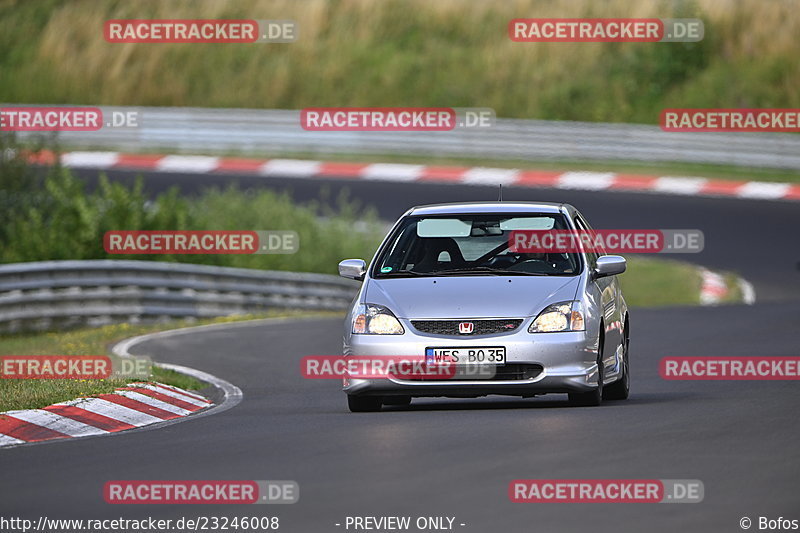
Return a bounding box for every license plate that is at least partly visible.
[425,347,506,366]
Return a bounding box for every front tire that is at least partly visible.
[347,395,383,412]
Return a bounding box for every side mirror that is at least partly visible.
[594,255,626,279]
[338,259,367,281]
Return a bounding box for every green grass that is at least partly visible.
[620,255,742,307]
[0,0,797,125]
[0,310,338,412]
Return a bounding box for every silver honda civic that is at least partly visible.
[338,202,630,412]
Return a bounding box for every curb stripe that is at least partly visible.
[461,167,520,186]
[317,161,368,178]
[112,390,193,416]
[43,404,137,431]
[558,171,616,190]
[6,409,107,437]
[787,185,800,200]
[113,153,163,169]
[701,180,747,196]
[418,166,471,181]
[156,155,220,173]
[735,181,792,199]
[261,159,322,177]
[119,387,204,412]
[700,268,730,306]
[0,415,70,442]
[96,393,181,420]
[26,151,800,202]
[654,177,708,195]
[63,397,165,426]
[147,382,210,403]
[215,157,265,173]
[132,384,210,407]
[61,151,119,168]
[0,381,213,449]
[362,163,424,181]
[516,170,561,186]
[0,434,26,446]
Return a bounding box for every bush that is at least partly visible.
[0,135,384,273]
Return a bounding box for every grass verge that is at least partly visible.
[621,256,743,307]
[1,0,797,126]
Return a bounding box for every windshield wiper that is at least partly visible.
[379,269,427,277]
[432,267,548,276]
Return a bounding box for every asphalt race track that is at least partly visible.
[3,169,799,533]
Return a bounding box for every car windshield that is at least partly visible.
[373,213,580,277]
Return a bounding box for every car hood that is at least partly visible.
[364,275,581,319]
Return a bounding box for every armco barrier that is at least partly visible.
[6,106,800,170]
[0,260,359,333]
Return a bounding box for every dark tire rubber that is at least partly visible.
[347,395,383,413]
[382,396,412,407]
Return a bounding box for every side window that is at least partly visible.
[573,215,599,266]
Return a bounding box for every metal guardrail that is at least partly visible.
[7,105,800,170]
[0,260,359,333]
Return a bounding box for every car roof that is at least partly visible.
[406,201,576,216]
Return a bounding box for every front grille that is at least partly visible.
[404,364,544,382]
[411,319,524,336]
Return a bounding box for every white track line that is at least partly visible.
[654,177,708,195]
[156,155,220,173]
[557,171,616,190]
[61,151,120,168]
[461,167,519,186]
[736,182,792,200]
[361,163,424,181]
[259,159,321,177]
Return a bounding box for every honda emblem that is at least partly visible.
[458,322,474,334]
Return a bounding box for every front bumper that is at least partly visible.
[343,322,599,398]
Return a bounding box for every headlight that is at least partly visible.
[529,301,585,333]
[352,304,405,335]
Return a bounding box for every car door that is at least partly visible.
[574,213,622,376]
